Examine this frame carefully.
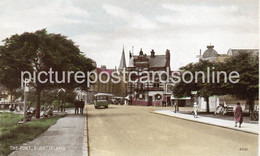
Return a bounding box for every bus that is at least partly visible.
[94,93,113,109]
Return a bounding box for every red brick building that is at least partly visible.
[127,49,172,106]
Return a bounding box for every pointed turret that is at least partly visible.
[118,46,127,69]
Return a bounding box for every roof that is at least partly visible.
[128,55,167,68]
[202,45,218,58]
[96,68,113,75]
[227,49,259,56]
[148,55,167,68]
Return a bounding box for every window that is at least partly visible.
[154,94,162,100]
[153,73,160,88]
[136,93,144,99]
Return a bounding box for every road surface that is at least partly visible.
[87,105,258,156]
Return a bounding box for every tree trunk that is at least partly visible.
[35,89,42,118]
[247,98,255,120]
[206,96,210,113]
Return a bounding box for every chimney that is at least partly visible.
[129,51,132,58]
[139,48,143,55]
[151,49,155,58]
[166,49,170,60]
[101,65,106,71]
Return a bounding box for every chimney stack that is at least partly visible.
[151,49,155,58]
[101,65,106,70]
[166,49,170,60]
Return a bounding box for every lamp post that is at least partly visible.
[58,88,66,112]
[23,79,29,123]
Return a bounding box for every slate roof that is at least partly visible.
[227,49,259,56]
[128,55,167,68]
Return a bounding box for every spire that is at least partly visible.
[118,46,126,69]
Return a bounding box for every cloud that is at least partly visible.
[0,0,89,39]
[103,4,157,30]
[157,4,257,30]
[0,1,258,70]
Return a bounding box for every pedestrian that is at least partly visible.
[79,99,85,114]
[234,102,243,128]
[193,102,198,118]
[74,100,79,114]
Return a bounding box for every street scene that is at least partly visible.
[0,0,259,156]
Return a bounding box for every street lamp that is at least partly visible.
[58,88,66,112]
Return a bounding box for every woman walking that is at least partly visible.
[234,102,243,128]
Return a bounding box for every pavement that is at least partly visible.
[9,109,88,156]
[87,105,258,156]
[153,110,259,135]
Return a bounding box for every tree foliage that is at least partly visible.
[0,29,95,118]
[172,52,259,114]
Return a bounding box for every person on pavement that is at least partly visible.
[79,99,85,114]
[74,100,79,114]
[234,102,243,128]
[193,102,198,118]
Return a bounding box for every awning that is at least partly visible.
[170,95,191,100]
[94,93,114,97]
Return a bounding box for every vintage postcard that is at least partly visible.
[0,0,258,156]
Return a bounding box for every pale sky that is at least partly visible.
[0,0,258,70]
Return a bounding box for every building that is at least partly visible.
[198,45,229,62]
[227,48,259,56]
[86,48,128,104]
[127,48,172,106]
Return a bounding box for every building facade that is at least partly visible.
[127,49,172,106]
[86,48,128,104]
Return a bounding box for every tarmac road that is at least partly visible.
[87,105,258,156]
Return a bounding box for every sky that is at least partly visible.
[0,0,258,70]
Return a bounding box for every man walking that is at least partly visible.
[74,100,79,114]
[234,102,243,128]
[79,99,85,114]
[193,102,198,118]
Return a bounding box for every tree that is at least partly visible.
[172,52,259,117]
[221,52,258,119]
[172,60,216,113]
[0,29,95,118]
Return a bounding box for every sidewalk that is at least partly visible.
[153,110,259,135]
[9,110,88,156]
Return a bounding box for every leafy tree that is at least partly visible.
[221,52,259,118]
[173,52,258,116]
[0,29,95,118]
[172,60,216,113]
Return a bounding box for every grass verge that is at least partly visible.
[0,112,65,156]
